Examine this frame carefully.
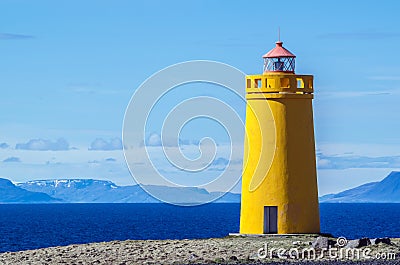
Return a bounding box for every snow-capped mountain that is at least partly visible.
[17,179,158,203]
[12,179,241,203]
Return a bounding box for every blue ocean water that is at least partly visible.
[0,203,399,253]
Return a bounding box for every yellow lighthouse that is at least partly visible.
[239,40,320,234]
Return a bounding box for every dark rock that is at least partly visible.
[345,238,371,248]
[248,253,258,260]
[319,233,334,238]
[189,253,199,260]
[312,236,335,249]
[312,236,328,249]
[229,255,238,261]
[371,237,391,245]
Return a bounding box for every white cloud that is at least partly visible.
[316,90,392,99]
[142,133,214,147]
[2,157,21,163]
[125,143,243,192]
[2,162,134,186]
[0,33,34,40]
[15,138,70,151]
[143,133,181,147]
[368,76,400,81]
[89,138,122,151]
[146,133,162,146]
[317,158,331,168]
[211,157,229,166]
[315,142,400,195]
[317,143,400,157]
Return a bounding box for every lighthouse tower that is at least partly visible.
[239,40,320,234]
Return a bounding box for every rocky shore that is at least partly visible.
[0,235,399,265]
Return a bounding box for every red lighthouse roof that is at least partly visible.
[263,41,296,58]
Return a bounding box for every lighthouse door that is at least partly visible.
[263,206,278,234]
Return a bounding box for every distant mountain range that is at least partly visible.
[0,178,59,203]
[0,178,240,204]
[2,171,400,204]
[320,171,400,203]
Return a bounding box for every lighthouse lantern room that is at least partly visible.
[263,41,296,73]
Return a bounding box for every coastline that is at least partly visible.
[0,235,398,264]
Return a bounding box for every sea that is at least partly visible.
[0,203,399,253]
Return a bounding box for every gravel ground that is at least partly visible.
[0,235,398,265]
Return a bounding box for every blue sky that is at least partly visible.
[1,0,400,195]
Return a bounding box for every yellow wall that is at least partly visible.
[240,73,320,234]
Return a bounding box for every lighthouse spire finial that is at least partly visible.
[278,27,280,42]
